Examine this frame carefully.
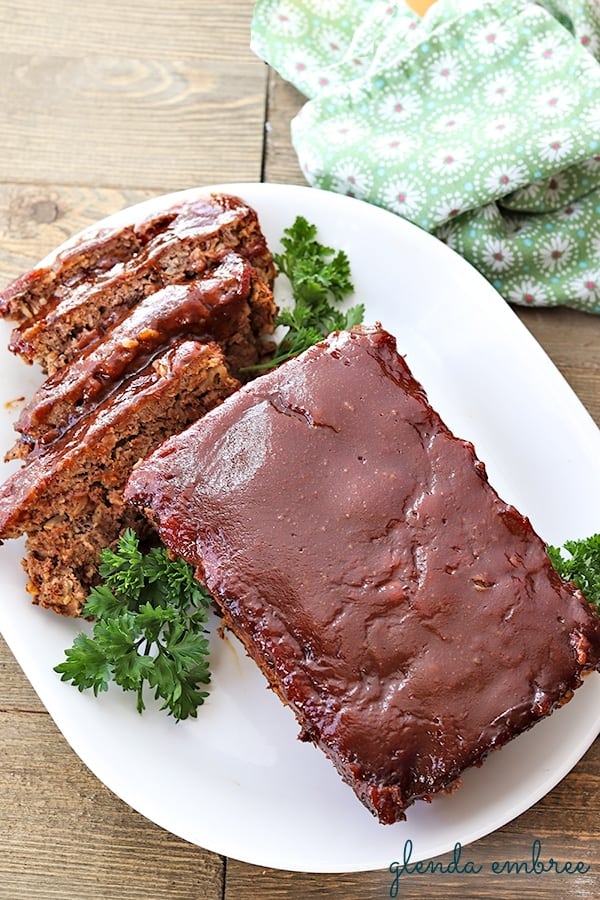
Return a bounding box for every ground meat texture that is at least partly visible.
[125,325,600,824]
[2,192,276,373]
[8,253,269,459]
[0,340,239,615]
[0,192,278,615]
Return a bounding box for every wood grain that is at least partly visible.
[0,635,45,713]
[0,0,257,61]
[0,183,158,282]
[0,0,266,191]
[263,71,305,186]
[0,701,223,900]
[516,307,600,424]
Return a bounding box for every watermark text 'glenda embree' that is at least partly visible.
[389,839,591,897]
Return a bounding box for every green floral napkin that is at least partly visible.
[252,0,600,312]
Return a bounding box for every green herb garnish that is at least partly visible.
[253,215,364,370]
[54,529,212,721]
[548,533,600,610]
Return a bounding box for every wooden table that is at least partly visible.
[0,2,599,897]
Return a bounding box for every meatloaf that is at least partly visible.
[9,252,270,459]
[0,191,277,614]
[0,340,240,615]
[125,324,600,824]
[2,191,276,374]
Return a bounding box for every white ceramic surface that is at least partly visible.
[0,183,599,874]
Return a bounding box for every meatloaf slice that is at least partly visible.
[23,489,148,617]
[125,324,600,824]
[0,212,163,324]
[9,253,271,459]
[3,192,276,373]
[0,340,239,615]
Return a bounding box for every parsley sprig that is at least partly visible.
[54,530,212,721]
[548,533,600,610]
[252,216,364,369]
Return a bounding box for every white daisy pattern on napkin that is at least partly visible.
[482,72,519,106]
[377,89,423,124]
[472,21,514,57]
[430,109,474,133]
[372,132,416,162]
[329,156,375,197]
[253,0,600,311]
[429,53,463,91]
[539,132,575,165]
[481,237,517,273]
[483,116,519,146]
[481,161,529,196]
[430,146,474,179]
[535,85,577,118]
[570,271,600,305]
[380,177,427,219]
[537,234,576,272]
[507,277,550,306]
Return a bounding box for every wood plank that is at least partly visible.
[0,0,266,190]
[0,636,46,713]
[516,307,600,425]
[263,71,306,187]
[0,0,257,61]
[0,183,158,284]
[0,708,224,900]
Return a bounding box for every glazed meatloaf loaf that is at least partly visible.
[1,191,275,374]
[125,324,600,824]
[0,192,277,614]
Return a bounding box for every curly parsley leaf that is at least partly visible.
[97,527,146,602]
[249,215,364,370]
[548,533,600,610]
[54,529,212,720]
[54,632,112,696]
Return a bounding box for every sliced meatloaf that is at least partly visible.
[0,340,240,615]
[0,191,278,614]
[9,253,270,459]
[3,192,276,374]
[125,325,600,824]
